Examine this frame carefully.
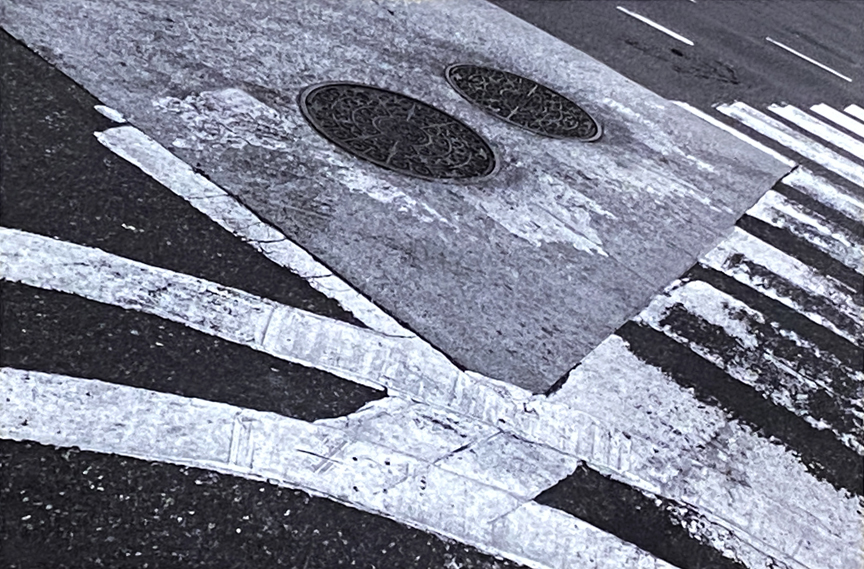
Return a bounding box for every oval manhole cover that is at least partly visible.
[299,82,497,181]
[445,64,602,141]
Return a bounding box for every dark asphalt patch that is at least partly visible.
[0,281,384,422]
[0,440,523,569]
[736,214,864,295]
[535,463,748,569]
[0,28,363,326]
[617,320,863,496]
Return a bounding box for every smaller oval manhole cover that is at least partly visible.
[445,64,602,141]
[298,82,497,181]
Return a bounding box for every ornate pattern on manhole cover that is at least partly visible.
[298,82,497,181]
[445,64,602,141]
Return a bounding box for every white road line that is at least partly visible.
[845,104,864,122]
[811,103,864,140]
[782,167,864,222]
[765,37,853,82]
[716,102,864,188]
[3,228,855,568]
[94,105,126,123]
[672,101,797,167]
[552,336,862,569]
[616,7,694,46]
[748,189,863,273]
[638,280,864,453]
[0,227,641,480]
[0,368,669,569]
[701,227,863,344]
[96,125,412,339]
[768,104,864,162]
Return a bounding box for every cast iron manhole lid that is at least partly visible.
[444,64,602,141]
[298,82,497,181]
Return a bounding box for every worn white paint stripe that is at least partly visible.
[0,227,641,480]
[765,37,853,82]
[701,227,862,343]
[616,7,694,46]
[96,125,412,338]
[552,336,862,569]
[94,105,126,123]
[0,368,670,569]
[768,104,864,162]
[716,102,864,188]
[811,104,864,140]
[638,280,864,453]
[781,167,864,222]
[748,190,864,273]
[845,104,864,122]
[672,101,797,167]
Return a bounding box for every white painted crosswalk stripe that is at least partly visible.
[673,101,797,167]
[747,189,863,273]
[781,167,864,222]
[811,103,864,140]
[768,104,864,162]
[844,104,864,122]
[0,368,668,569]
[716,101,864,187]
[701,227,862,344]
[96,126,412,339]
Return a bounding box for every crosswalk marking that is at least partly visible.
[768,104,864,161]
[746,190,863,273]
[716,102,864,187]
[672,101,797,167]
[844,104,864,122]
[5,91,864,569]
[0,368,669,569]
[96,126,412,339]
[811,103,864,140]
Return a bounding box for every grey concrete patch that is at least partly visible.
[1,0,791,390]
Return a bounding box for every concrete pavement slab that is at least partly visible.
[1,0,791,390]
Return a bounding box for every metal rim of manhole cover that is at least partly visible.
[298,82,498,182]
[444,64,603,141]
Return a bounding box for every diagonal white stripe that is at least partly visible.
[765,37,852,82]
[95,125,412,339]
[769,104,864,162]
[845,104,864,122]
[811,104,864,141]
[0,367,667,569]
[616,6,694,46]
[717,102,864,187]
[781,167,864,222]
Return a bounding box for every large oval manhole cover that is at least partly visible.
[445,65,602,141]
[299,82,497,181]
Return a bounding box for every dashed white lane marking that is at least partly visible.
[672,101,797,167]
[768,104,864,162]
[0,368,669,569]
[96,125,412,339]
[616,6,694,46]
[716,102,864,187]
[811,103,864,141]
[765,37,853,83]
[845,104,864,122]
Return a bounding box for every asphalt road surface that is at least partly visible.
[2,1,863,568]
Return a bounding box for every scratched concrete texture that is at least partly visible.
[1,0,791,391]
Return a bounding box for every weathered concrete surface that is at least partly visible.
[1,0,791,390]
